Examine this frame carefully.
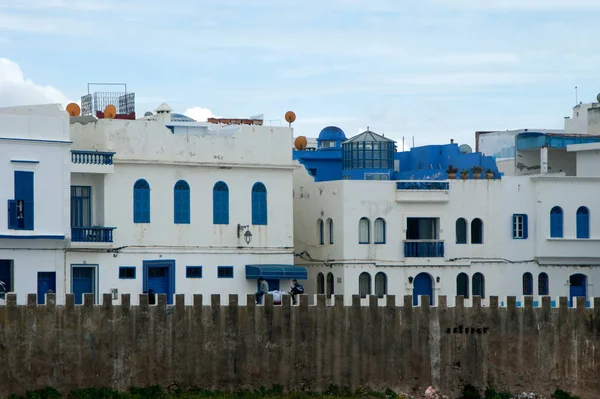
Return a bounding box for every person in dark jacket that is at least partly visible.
[148,289,156,305]
[255,278,268,304]
[289,279,304,305]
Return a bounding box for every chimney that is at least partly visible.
[450,139,454,144]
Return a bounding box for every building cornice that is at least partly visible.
[113,159,295,170]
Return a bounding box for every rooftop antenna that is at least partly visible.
[575,86,578,105]
[412,136,415,148]
[402,136,404,151]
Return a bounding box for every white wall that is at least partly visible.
[568,143,600,177]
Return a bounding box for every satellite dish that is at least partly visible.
[66,102,81,117]
[104,104,117,119]
[285,111,296,125]
[597,93,600,103]
[459,144,473,154]
[294,136,307,150]
[144,111,153,117]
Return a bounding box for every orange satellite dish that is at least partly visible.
[66,102,81,117]
[104,104,117,119]
[285,111,296,125]
[294,136,307,150]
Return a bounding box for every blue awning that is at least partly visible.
[245,264,308,280]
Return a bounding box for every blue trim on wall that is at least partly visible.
[11,160,40,164]
[245,264,308,280]
[118,266,136,279]
[0,234,65,240]
[217,266,234,278]
[186,266,203,278]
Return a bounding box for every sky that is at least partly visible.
[0,0,599,147]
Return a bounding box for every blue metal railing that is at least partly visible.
[396,181,449,190]
[71,150,115,165]
[404,240,444,257]
[71,227,116,243]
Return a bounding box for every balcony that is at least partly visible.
[404,240,445,258]
[71,227,116,243]
[395,180,450,203]
[71,150,115,174]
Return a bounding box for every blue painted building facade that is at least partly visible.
[293,126,501,181]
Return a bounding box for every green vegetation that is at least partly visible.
[4,386,408,399]
[552,389,581,399]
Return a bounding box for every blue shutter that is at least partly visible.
[134,190,142,222]
[142,189,150,222]
[522,214,528,239]
[182,188,190,223]
[550,207,563,238]
[260,191,267,224]
[14,171,34,231]
[174,189,182,223]
[7,200,17,229]
[213,182,229,225]
[576,207,589,239]
[213,190,221,224]
[251,191,259,224]
[223,190,229,224]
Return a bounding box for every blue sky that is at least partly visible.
[0,0,599,147]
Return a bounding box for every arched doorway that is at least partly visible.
[569,273,587,307]
[413,273,433,306]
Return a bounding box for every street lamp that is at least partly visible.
[237,224,252,245]
[244,230,252,245]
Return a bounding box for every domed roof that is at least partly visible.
[318,126,346,142]
[155,103,172,113]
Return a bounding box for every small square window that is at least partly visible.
[119,267,136,279]
[217,266,234,278]
[186,266,202,278]
[512,214,528,239]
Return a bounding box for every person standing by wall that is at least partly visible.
[255,277,269,304]
[289,279,304,305]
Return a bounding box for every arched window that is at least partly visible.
[133,179,150,223]
[359,272,371,298]
[251,182,267,225]
[317,219,324,245]
[326,272,334,297]
[375,272,387,298]
[455,218,467,244]
[471,218,483,244]
[317,272,325,294]
[213,181,229,224]
[374,218,386,244]
[327,218,334,244]
[522,272,533,295]
[472,272,485,298]
[456,273,469,298]
[576,206,590,239]
[359,217,370,244]
[550,206,563,238]
[538,273,549,296]
[174,180,190,224]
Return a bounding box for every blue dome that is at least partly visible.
[318,126,346,142]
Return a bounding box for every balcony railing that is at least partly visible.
[396,181,449,190]
[71,150,115,165]
[71,227,116,243]
[404,240,444,258]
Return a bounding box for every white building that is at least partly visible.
[0,104,71,304]
[293,127,600,307]
[1,102,303,305]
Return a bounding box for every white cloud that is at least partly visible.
[184,106,217,122]
[0,58,71,107]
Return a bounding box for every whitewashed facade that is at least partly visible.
[1,103,298,305]
[293,144,600,308]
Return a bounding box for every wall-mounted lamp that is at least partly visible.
[436,276,440,283]
[408,276,414,284]
[238,224,253,245]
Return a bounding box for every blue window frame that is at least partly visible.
[550,206,563,238]
[471,218,483,244]
[374,218,386,244]
[512,214,528,239]
[71,186,91,227]
[522,272,533,295]
[251,182,267,225]
[359,217,370,244]
[538,272,549,295]
[328,218,334,244]
[576,206,590,239]
[143,260,175,305]
[119,267,136,279]
[455,218,467,244]
[174,180,190,224]
[217,266,234,278]
[133,179,150,223]
[213,181,229,224]
[186,266,203,278]
[318,219,324,245]
[8,171,34,230]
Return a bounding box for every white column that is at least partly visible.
[540,146,549,174]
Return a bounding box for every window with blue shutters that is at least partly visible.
[213,181,229,225]
[8,171,34,230]
[522,272,533,295]
[576,206,590,239]
[133,179,150,223]
[174,180,190,224]
[512,214,528,239]
[186,266,202,278]
[550,206,563,238]
[538,272,549,295]
[251,182,267,225]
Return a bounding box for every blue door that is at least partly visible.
[72,266,95,305]
[569,274,587,307]
[144,261,175,304]
[37,272,56,304]
[413,273,433,306]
